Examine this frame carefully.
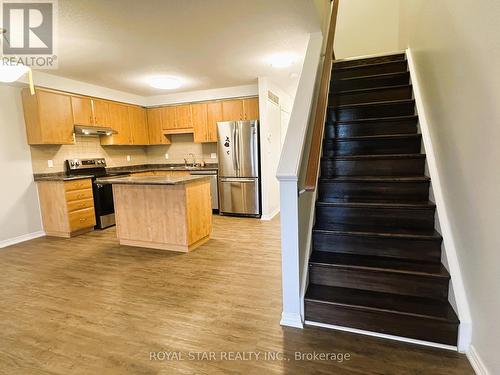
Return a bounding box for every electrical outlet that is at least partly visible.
[126,155,131,162]
[211,153,217,159]
[165,153,169,160]
[47,160,54,168]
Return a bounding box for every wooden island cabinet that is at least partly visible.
[97,175,212,252]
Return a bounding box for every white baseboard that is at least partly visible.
[305,321,458,351]
[0,231,45,249]
[261,208,280,221]
[280,312,303,329]
[406,48,472,353]
[467,345,490,375]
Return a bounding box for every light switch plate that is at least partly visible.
[211,153,217,159]
[126,155,131,162]
[165,153,169,159]
[47,160,54,168]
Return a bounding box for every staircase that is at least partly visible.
[304,53,460,346]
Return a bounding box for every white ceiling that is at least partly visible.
[55,0,322,97]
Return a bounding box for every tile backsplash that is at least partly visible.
[30,134,218,173]
[147,134,217,165]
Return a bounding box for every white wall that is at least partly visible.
[0,85,43,246]
[399,0,500,372]
[335,0,401,59]
[258,77,293,220]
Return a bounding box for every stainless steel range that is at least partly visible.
[65,158,129,229]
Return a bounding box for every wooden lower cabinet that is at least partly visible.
[37,178,96,238]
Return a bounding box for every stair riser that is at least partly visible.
[331,86,413,107]
[333,61,408,79]
[315,205,435,232]
[318,181,430,203]
[328,102,415,122]
[312,232,442,262]
[305,301,458,345]
[309,264,449,300]
[326,120,418,138]
[334,54,406,69]
[323,137,421,157]
[332,72,410,92]
[321,157,425,177]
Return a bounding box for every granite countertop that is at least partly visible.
[95,175,211,186]
[107,163,218,174]
[34,174,95,182]
[33,163,218,182]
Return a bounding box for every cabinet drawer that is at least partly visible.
[67,198,94,212]
[65,179,92,191]
[66,188,93,202]
[69,208,96,231]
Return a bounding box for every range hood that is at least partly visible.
[74,125,117,136]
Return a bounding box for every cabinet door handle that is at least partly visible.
[79,217,88,222]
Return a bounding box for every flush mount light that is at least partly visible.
[268,53,296,68]
[148,76,182,90]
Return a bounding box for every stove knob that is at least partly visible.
[75,161,80,167]
[70,161,75,167]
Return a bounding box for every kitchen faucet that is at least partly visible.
[189,153,196,167]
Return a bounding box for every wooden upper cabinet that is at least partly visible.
[222,99,244,121]
[206,101,222,142]
[175,104,193,129]
[71,96,94,126]
[22,88,75,145]
[128,106,149,145]
[243,97,259,120]
[147,108,170,145]
[192,103,208,143]
[161,106,176,130]
[100,102,131,145]
[93,99,110,127]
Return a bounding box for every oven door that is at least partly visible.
[93,181,115,229]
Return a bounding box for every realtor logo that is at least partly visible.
[1,0,58,68]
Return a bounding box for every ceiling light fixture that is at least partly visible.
[148,76,182,90]
[268,53,296,68]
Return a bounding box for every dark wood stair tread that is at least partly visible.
[316,200,436,209]
[334,115,418,125]
[305,285,459,323]
[335,84,412,96]
[333,71,410,83]
[309,252,449,278]
[331,99,415,110]
[319,176,430,183]
[333,53,406,69]
[333,60,407,73]
[322,153,425,161]
[329,134,421,142]
[312,227,441,240]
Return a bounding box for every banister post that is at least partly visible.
[279,178,303,328]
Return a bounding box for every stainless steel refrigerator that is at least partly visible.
[217,120,261,217]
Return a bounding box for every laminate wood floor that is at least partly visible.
[0,215,473,374]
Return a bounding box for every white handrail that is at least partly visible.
[276,32,323,182]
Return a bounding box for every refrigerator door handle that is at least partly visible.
[232,125,238,173]
[235,125,240,173]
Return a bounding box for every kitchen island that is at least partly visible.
[96,175,212,252]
